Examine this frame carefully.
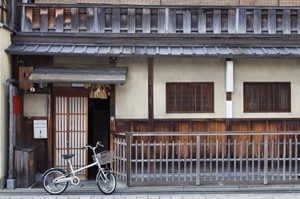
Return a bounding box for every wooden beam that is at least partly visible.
[22,7,33,32]
[183,10,191,33]
[283,9,291,34]
[254,9,262,34]
[198,9,206,33]
[268,9,276,34]
[55,8,64,32]
[142,8,151,33]
[228,9,236,34]
[47,89,53,168]
[96,8,105,33]
[158,9,166,33]
[168,9,176,33]
[71,8,79,32]
[128,8,136,33]
[148,58,154,132]
[40,8,49,32]
[112,9,121,33]
[86,8,95,32]
[238,8,247,33]
[213,9,221,34]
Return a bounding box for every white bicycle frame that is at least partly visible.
[54,142,106,185]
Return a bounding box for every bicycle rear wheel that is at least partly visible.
[43,168,68,195]
[96,169,116,194]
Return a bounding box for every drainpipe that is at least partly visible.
[6,79,18,189]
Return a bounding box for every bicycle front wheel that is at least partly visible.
[43,168,68,195]
[96,169,116,194]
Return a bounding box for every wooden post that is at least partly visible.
[196,135,200,185]
[47,89,53,168]
[148,58,154,132]
[126,133,132,186]
[264,134,269,185]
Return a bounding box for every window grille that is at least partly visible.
[166,82,214,113]
[244,82,291,112]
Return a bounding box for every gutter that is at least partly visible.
[0,22,17,33]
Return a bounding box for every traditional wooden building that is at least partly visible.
[4,0,300,187]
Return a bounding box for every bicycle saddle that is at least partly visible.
[62,154,75,159]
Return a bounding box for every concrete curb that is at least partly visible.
[1,182,300,195]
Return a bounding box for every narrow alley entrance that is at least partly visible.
[88,98,110,179]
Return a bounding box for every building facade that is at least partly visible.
[3,0,300,187]
[0,0,14,189]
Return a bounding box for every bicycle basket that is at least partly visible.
[93,150,115,165]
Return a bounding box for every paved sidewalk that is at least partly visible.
[1,181,300,199]
[1,192,300,199]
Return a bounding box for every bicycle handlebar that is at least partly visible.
[82,142,104,150]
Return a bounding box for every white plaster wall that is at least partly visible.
[54,56,110,67]
[23,94,48,117]
[0,28,12,179]
[115,58,148,119]
[234,58,300,118]
[154,57,226,119]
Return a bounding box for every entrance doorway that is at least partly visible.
[88,98,110,178]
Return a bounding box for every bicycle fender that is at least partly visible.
[42,168,67,179]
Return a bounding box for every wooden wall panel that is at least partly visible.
[19,67,34,91]
[268,121,285,157]
[207,121,227,158]
[173,122,190,158]
[115,118,300,159]
[231,121,250,158]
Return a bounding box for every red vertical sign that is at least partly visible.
[13,96,22,115]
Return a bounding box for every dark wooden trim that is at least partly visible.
[109,57,117,133]
[47,91,53,168]
[115,118,300,134]
[148,58,154,132]
[12,33,300,47]
[226,92,232,101]
[20,4,300,9]
[52,87,90,96]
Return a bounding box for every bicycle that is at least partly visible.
[42,142,116,195]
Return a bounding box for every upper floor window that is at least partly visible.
[166,82,214,113]
[244,82,291,113]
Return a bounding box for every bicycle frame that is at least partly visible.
[43,141,116,195]
[54,142,105,185]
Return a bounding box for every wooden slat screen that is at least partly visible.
[244,82,291,112]
[55,96,88,178]
[166,82,214,113]
[21,5,300,35]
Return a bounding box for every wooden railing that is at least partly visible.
[20,4,300,35]
[113,131,300,186]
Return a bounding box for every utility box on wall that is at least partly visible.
[33,120,47,139]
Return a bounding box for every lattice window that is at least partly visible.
[244,82,291,112]
[166,82,214,113]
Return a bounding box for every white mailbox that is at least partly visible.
[34,120,47,139]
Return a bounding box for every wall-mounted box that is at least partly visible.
[33,120,47,139]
